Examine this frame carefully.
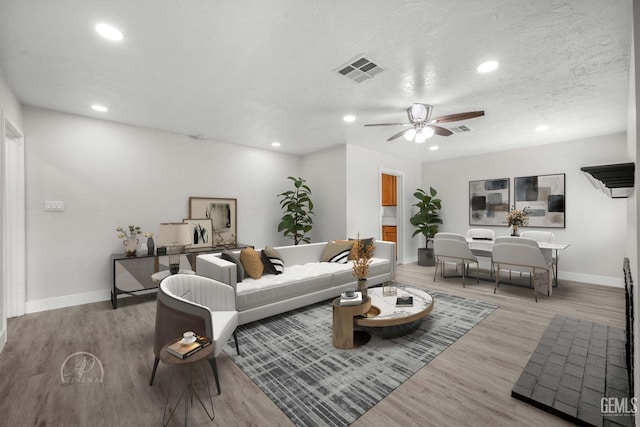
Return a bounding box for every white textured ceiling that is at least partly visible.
[0,0,632,161]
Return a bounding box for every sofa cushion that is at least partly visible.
[261,250,279,275]
[240,247,264,279]
[221,250,244,283]
[235,262,346,311]
[263,246,284,274]
[349,237,375,258]
[320,241,354,264]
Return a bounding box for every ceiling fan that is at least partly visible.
[364,103,485,143]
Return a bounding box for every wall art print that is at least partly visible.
[182,218,213,249]
[469,178,510,226]
[514,173,565,228]
[189,197,237,246]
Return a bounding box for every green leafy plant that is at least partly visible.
[277,176,315,245]
[409,187,443,248]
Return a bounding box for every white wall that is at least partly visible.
[24,106,301,311]
[422,133,629,286]
[301,145,347,242]
[345,144,423,264]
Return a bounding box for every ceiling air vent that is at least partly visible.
[580,162,635,199]
[449,125,473,133]
[335,55,384,83]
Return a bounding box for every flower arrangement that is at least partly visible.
[352,236,375,280]
[143,232,155,238]
[116,225,142,239]
[505,207,529,227]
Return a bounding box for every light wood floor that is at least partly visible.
[0,263,626,426]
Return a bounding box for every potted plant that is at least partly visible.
[277,176,315,245]
[409,187,442,266]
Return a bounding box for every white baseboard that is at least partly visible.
[25,289,111,314]
[558,271,624,288]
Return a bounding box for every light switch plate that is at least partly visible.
[44,201,64,212]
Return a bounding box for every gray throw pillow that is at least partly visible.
[220,250,244,283]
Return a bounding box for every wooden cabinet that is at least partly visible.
[381,174,397,206]
[382,225,397,243]
[382,226,397,259]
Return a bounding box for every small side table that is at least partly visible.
[332,297,372,349]
[160,340,215,426]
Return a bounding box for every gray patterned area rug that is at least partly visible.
[223,288,497,427]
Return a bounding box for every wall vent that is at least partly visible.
[449,125,473,133]
[335,55,384,83]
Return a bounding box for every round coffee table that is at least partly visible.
[355,286,434,338]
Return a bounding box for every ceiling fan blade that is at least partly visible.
[428,124,453,137]
[432,111,485,123]
[364,123,411,127]
[387,128,412,141]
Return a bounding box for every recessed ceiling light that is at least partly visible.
[271,142,281,147]
[429,146,439,151]
[477,60,499,73]
[535,124,549,132]
[343,115,356,122]
[95,23,124,41]
[91,104,108,112]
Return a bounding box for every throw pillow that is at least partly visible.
[349,237,375,258]
[320,241,354,264]
[261,250,279,275]
[240,247,264,279]
[334,239,358,260]
[263,246,284,274]
[220,250,243,283]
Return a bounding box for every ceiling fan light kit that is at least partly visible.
[365,103,485,144]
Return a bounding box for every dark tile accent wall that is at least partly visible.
[512,315,634,427]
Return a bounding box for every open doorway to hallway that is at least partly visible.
[380,170,403,262]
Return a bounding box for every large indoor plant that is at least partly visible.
[277,176,315,245]
[409,187,442,266]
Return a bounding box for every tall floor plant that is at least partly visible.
[277,176,315,245]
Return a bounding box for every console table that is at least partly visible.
[110,244,250,309]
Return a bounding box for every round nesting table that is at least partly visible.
[356,287,434,338]
[160,339,215,426]
[332,286,435,349]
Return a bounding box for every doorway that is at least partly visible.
[1,113,25,351]
[380,169,403,263]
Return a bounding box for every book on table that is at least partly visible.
[166,334,211,359]
[396,296,413,307]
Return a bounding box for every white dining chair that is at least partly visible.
[493,236,539,280]
[492,243,553,302]
[433,238,479,287]
[466,229,495,273]
[520,231,557,281]
[434,232,467,242]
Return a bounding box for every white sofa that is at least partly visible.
[196,241,396,325]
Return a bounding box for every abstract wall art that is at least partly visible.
[514,173,565,228]
[469,178,510,226]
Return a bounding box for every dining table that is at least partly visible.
[465,236,570,286]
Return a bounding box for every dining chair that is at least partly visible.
[520,231,557,281]
[492,243,553,301]
[493,236,539,280]
[434,232,467,242]
[466,229,495,273]
[150,274,240,395]
[433,238,479,287]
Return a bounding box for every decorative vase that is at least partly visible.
[511,225,519,237]
[146,237,155,255]
[123,237,139,257]
[357,279,368,301]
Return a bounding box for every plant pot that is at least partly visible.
[417,247,435,266]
